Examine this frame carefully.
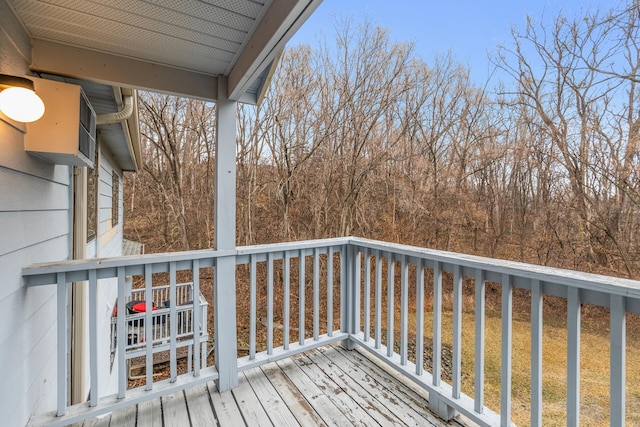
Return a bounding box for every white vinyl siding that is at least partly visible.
[0,116,71,427]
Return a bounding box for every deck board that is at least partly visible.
[323,346,437,426]
[109,403,136,427]
[304,349,405,427]
[276,356,351,426]
[260,362,329,426]
[184,384,217,427]
[333,346,446,425]
[207,382,246,426]
[231,368,274,425]
[161,390,190,426]
[292,351,383,426]
[80,345,459,427]
[244,367,300,426]
[137,397,162,427]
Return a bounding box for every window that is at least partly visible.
[112,172,119,228]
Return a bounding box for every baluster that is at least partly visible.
[530,279,542,426]
[500,274,512,426]
[610,294,626,427]
[327,247,334,337]
[284,251,291,349]
[354,247,361,337]
[192,259,201,376]
[452,264,462,399]
[415,258,424,375]
[313,248,320,341]
[267,252,274,354]
[433,262,442,386]
[475,269,486,414]
[363,248,371,342]
[250,254,256,359]
[56,272,68,416]
[169,262,177,381]
[117,266,126,398]
[387,255,395,357]
[299,250,306,345]
[400,255,408,365]
[144,264,153,390]
[375,251,382,349]
[88,269,98,406]
[567,287,581,426]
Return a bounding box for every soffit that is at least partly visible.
[6,0,321,103]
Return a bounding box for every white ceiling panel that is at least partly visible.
[7,0,322,103]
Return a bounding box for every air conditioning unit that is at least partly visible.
[25,78,96,167]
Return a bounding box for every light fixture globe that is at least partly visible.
[0,75,45,123]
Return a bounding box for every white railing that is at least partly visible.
[346,238,640,427]
[22,237,640,426]
[110,282,208,366]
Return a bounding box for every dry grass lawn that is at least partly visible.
[412,305,640,426]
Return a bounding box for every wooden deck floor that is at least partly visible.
[76,346,462,427]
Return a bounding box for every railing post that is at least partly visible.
[214,76,238,392]
[214,254,238,391]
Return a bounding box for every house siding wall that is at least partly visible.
[0,2,69,425]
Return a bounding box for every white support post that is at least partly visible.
[214,77,238,392]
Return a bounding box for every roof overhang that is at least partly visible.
[8,0,322,104]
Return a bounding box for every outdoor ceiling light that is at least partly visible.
[0,74,45,123]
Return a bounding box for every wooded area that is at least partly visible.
[125,2,640,279]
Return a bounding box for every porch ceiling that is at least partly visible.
[7,0,321,103]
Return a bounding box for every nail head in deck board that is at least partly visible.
[244,366,300,426]
[207,382,246,426]
[260,363,328,426]
[276,357,353,426]
[137,397,162,427]
[319,347,437,426]
[184,384,217,427]
[292,352,382,426]
[231,370,274,425]
[161,391,190,426]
